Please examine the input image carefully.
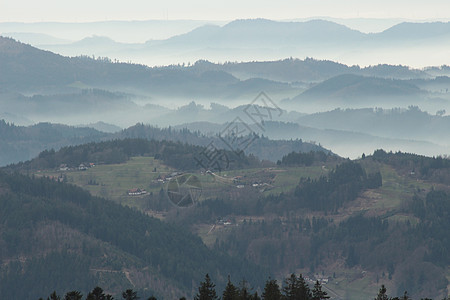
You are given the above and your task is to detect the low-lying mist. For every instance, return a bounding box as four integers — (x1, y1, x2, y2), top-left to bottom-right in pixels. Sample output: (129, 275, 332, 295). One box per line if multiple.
(3, 93, 450, 160)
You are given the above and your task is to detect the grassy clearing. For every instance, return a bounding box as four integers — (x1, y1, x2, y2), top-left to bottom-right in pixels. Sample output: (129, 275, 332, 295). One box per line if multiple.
(35, 157, 430, 219)
(360, 163, 433, 212)
(39, 157, 174, 209)
(37, 157, 325, 209)
(193, 224, 236, 247)
(270, 165, 327, 194)
(333, 162, 434, 222)
(36, 157, 427, 216)
(386, 214, 420, 225)
(324, 268, 381, 300)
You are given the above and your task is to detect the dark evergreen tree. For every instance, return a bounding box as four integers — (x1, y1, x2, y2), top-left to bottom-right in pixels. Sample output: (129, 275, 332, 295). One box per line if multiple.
(296, 275, 311, 300)
(122, 289, 139, 300)
(63, 291, 83, 300)
(86, 287, 108, 300)
(375, 285, 389, 300)
(262, 279, 282, 300)
(282, 274, 297, 300)
(282, 274, 311, 300)
(222, 277, 239, 300)
(250, 291, 261, 300)
(238, 280, 252, 300)
(390, 291, 410, 300)
(48, 291, 61, 300)
(312, 281, 329, 300)
(194, 274, 218, 300)
(401, 291, 410, 300)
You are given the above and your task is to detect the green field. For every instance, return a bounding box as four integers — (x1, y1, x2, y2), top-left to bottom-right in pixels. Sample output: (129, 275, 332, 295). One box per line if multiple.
(38, 157, 331, 210)
(270, 165, 329, 194)
(39, 157, 174, 209)
(358, 162, 434, 215)
(35, 156, 430, 219)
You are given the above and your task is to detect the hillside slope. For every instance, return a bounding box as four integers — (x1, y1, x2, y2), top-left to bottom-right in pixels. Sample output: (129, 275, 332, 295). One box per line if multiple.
(0, 171, 267, 299)
(291, 74, 423, 102)
(0, 120, 107, 166)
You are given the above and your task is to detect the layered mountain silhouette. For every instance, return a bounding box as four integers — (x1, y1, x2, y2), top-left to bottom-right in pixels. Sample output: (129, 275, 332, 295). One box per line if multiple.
(1, 35, 450, 160)
(7, 19, 448, 67)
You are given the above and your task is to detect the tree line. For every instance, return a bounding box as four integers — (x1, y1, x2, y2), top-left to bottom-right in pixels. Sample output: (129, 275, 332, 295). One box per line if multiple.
(36, 273, 330, 300)
(370, 149, 450, 182)
(38, 274, 449, 300)
(277, 151, 331, 167)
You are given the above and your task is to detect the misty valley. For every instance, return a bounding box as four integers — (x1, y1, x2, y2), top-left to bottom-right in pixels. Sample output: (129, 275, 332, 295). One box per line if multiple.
(0, 18, 450, 300)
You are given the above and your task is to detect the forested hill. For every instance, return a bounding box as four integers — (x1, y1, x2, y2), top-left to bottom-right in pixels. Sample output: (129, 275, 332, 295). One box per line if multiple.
(2, 143, 450, 298)
(0, 120, 332, 166)
(293, 74, 422, 101)
(0, 36, 244, 95)
(370, 149, 450, 182)
(192, 154, 450, 299)
(0, 36, 435, 94)
(0, 120, 107, 166)
(116, 123, 333, 161)
(0, 171, 267, 299)
(189, 58, 428, 82)
(5, 138, 262, 172)
(0, 36, 153, 91)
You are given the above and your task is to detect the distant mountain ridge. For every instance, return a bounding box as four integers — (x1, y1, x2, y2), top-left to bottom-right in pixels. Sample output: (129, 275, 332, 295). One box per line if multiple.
(379, 21, 450, 40)
(0, 36, 435, 95)
(0, 19, 223, 43)
(292, 74, 423, 101)
(296, 107, 450, 145)
(190, 59, 429, 82)
(11, 18, 450, 67)
(32, 19, 450, 50)
(1, 36, 450, 160)
(156, 19, 365, 48)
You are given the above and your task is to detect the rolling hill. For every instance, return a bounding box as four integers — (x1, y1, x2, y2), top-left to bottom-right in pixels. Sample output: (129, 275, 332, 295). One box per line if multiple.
(190, 59, 428, 83)
(0, 169, 267, 299)
(0, 36, 301, 99)
(1, 35, 450, 162)
(174, 119, 450, 159)
(296, 107, 450, 146)
(290, 74, 423, 102)
(377, 21, 450, 41)
(1, 17, 450, 300)
(3, 140, 449, 299)
(151, 19, 365, 48)
(0, 120, 107, 166)
(0, 120, 332, 167)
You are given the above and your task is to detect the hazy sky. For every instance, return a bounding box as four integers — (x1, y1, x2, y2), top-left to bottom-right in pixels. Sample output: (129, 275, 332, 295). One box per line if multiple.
(1, 0, 450, 22)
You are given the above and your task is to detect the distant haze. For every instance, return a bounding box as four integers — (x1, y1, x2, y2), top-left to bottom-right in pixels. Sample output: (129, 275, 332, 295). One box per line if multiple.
(2, 34, 450, 159)
(3, 19, 450, 68)
(0, 20, 227, 43)
(2, 0, 450, 23)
